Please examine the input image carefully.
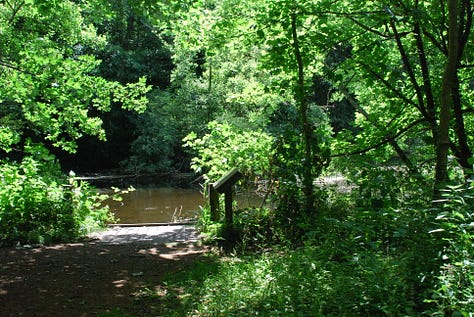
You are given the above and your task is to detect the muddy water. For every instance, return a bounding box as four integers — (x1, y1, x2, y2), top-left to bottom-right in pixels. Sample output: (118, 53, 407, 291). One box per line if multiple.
(107, 187, 263, 224)
(107, 188, 203, 224)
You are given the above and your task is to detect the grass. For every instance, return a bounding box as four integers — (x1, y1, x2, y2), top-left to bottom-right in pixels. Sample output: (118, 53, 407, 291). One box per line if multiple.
(99, 177, 474, 316)
(100, 185, 474, 316)
(120, 245, 420, 317)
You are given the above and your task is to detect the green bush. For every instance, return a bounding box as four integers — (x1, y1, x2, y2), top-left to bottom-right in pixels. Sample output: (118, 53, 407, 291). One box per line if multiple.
(233, 208, 277, 250)
(426, 182, 474, 316)
(268, 103, 332, 243)
(0, 157, 113, 246)
(183, 121, 274, 183)
(196, 205, 277, 251)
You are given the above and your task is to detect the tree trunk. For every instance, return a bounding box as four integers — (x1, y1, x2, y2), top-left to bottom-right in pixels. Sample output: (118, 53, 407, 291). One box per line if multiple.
(451, 55, 472, 172)
(291, 13, 314, 215)
(436, 0, 460, 189)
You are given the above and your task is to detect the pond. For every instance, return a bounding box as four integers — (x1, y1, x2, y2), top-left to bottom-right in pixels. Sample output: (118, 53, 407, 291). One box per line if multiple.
(106, 187, 263, 224)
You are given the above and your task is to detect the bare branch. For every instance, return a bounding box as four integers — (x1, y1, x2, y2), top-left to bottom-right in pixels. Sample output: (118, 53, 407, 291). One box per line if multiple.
(315, 10, 384, 17)
(388, 18, 433, 123)
(346, 16, 390, 38)
(358, 61, 419, 109)
(330, 72, 422, 173)
(459, 0, 473, 58)
(422, 28, 448, 55)
(414, 16, 437, 121)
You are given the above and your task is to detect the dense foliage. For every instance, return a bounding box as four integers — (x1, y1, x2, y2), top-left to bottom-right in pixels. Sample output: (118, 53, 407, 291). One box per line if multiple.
(0, 0, 150, 155)
(165, 0, 474, 315)
(0, 0, 148, 244)
(184, 121, 273, 182)
(115, 180, 473, 317)
(0, 145, 113, 245)
(1, 0, 473, 315)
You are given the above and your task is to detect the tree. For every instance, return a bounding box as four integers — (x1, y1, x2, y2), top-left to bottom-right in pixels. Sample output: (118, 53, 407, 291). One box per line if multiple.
(0, 0, 150, 156)
(314, 0, 473, 190)
(252, 0, 332, 218)
(169, 0, 332, 224)
(437, 0, 463, 185)
(126, 0, 282, 174)
(57, 0, 175, 172)
(0, 0, 151, 245)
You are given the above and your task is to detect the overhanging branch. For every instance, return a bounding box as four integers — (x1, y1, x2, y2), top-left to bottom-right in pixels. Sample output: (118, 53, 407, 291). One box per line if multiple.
(5, 0, 26, 25)
(358, 61, 419, 109)
(331, 118, 427, 157)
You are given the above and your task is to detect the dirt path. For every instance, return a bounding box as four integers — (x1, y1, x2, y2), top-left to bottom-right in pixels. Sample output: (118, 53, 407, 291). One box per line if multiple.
(0, 229, 207, 317)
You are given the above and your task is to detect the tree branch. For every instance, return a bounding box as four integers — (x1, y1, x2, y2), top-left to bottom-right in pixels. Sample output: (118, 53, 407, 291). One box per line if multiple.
(422, 28, 448, 55)
(331, 72, 422, 174)
(388, 17, 432, 122)
(413, 9, 436, 122)
(331, 118, 427, 157)
(6, 0, 25, 25)
(0, 59, 33, 75)
(291, 12, 315, 213)
(358, 61, 419, 109)
(458, 0, 473, 58)
(347, 16, 391, 38)
(312, 8, 411, 40)
(315, 10, 384, 17)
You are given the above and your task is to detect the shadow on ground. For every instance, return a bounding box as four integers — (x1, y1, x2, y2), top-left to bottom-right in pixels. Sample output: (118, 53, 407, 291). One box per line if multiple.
(0, 241, 208, 317)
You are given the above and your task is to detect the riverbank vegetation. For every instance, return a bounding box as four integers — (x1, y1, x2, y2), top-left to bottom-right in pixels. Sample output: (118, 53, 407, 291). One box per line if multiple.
(1, 0, 474, 315)
(0, 153, 113, 245)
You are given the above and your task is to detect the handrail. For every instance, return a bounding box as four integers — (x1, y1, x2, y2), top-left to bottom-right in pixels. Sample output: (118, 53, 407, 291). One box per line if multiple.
(209, 168, 242, 224)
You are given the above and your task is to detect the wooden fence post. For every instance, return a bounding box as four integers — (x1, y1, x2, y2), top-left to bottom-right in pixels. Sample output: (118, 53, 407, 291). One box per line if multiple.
(224, 188, 233, 225)
(209, 168, 242, 225)
(209, 183, 219, 221)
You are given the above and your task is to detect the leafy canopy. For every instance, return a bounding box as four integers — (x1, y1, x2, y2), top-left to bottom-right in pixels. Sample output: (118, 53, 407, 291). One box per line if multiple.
(0, 0, 150, 154)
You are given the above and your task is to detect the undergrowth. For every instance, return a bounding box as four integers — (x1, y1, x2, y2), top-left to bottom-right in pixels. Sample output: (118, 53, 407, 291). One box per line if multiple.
(0, 154, 114, 246)
(101, 172, 474, 316)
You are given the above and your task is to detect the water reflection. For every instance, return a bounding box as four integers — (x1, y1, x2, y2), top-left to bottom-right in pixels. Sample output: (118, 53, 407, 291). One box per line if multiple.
(108, 188, 204, 224)
(106, 187, 264, 224)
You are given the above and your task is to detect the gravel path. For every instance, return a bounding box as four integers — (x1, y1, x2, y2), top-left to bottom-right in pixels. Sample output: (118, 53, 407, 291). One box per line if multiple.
(92, 224, 199, 244)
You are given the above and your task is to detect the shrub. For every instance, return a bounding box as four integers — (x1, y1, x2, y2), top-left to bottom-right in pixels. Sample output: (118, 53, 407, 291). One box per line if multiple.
(0, 157, 113, 246)
(176, 246, 418, 316)
(183, 121, 274, 184)
(426, 182, 474, 316)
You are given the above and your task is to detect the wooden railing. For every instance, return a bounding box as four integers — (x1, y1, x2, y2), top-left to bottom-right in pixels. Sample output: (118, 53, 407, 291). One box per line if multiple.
(208, 168, 242, 225)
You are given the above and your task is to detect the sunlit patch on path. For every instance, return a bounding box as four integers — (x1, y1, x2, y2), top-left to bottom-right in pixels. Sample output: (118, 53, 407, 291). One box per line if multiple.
(0, 230, 206, 316)
(91, 224, 199, 244)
